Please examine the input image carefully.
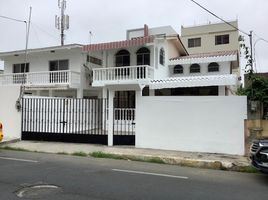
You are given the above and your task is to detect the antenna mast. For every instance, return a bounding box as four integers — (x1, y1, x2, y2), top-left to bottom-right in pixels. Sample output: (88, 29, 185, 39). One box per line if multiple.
(55, 0, 69, 45)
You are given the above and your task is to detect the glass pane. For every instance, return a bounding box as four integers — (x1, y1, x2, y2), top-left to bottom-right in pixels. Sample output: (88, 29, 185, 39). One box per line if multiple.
(49, 61, 58, 71)
(137, 55, 143, 65)
(144, 54, 150, 65)
(13, 64, 21, 73)
(122, 55, 130, 66)
(59, 60, 69, 70)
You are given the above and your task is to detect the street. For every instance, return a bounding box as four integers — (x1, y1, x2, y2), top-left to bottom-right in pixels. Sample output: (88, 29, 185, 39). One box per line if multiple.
(0, 150, 267, 200)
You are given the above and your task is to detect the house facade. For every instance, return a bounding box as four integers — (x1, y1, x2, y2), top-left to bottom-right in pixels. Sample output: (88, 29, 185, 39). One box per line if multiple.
(0, 23, 247, 154)
(0, 23, 240, 99)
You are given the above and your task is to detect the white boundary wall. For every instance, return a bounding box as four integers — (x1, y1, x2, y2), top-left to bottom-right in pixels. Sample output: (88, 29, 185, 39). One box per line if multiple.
(0, 86, 21, 140)
(136, 96, 247, 155)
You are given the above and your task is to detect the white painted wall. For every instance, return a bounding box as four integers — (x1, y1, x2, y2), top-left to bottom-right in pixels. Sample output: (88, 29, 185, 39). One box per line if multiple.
(136, 96, 247, 155)
(0, 86, 21, 139)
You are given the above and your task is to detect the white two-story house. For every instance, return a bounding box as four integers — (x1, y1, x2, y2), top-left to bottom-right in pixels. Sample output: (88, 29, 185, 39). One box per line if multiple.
(0, 23, 240, 103)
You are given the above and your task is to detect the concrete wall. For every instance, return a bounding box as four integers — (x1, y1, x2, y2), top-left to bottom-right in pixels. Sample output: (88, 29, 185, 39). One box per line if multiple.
(0, 86, 21, 139)
(136, 96, 247, 155)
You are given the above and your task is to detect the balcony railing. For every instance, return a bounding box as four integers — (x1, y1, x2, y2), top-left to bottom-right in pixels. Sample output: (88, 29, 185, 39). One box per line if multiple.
(0, 70, 80, 88)
(92, 65, 154, 86)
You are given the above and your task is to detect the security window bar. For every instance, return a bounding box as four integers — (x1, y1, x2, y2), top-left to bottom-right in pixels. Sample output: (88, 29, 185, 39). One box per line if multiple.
(190, 64, 201, 73)
(173, 65, 183, 74)
(208, 62, 219, 72)
(188, 38, 201, 48)
(215, 34, 229, 45)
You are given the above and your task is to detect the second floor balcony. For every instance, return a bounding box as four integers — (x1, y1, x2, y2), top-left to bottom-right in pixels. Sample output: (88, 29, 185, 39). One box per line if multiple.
(92, 65, 154, 87)
(0, 70, 80, 89)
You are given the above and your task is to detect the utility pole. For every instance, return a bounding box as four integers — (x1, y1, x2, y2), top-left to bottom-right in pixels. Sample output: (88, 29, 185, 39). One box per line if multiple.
(249, 30, 253, 73)
(55, 0, 69, 46)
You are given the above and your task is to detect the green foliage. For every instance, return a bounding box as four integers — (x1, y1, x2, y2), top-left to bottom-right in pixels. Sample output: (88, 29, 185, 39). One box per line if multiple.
(237, 73, 268, 105)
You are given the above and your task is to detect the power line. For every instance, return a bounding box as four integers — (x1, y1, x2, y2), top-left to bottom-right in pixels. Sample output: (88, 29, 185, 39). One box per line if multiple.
(254, 33, 268, 44)
(0, 15, 26, 23)
(31, 22, 59, 42)
(189, 0, 249, 36)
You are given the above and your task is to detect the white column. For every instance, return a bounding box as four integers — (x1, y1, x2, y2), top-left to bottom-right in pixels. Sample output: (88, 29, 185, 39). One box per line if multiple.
(77, 88, 83, 98)
(149, 89, 154, 96)
(218, 86, 226, 96)
(108, 89, 114, 146)
(135, 89, 142, 147)
(48, 90, 53, 97)
(36, 90, 41, 96)
(102, 87, 108, 98)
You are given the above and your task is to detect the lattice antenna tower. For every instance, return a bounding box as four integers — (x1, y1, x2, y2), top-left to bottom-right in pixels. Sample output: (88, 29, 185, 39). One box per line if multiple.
(55, 0, 69, 45)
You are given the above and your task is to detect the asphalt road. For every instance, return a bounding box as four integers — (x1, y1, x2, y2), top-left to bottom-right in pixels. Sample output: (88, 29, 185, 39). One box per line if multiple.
(0, 150, 267, 200)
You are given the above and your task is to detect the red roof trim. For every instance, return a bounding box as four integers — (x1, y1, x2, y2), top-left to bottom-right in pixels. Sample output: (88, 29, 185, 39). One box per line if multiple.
(82, 36, 154, 52)
(170, 50, 238, 61)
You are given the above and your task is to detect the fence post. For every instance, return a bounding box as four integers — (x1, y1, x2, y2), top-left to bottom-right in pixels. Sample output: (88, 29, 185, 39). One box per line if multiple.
(108, 89, 114, 146)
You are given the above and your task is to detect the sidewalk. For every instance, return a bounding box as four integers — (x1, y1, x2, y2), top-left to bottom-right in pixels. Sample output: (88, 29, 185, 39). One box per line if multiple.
(0, 140, 251, 172)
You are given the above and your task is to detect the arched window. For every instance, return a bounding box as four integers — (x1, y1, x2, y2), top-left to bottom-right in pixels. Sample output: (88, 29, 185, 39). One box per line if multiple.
(173, 65, 183, 74)
(190, 63, 200, 73)
(159, 48, 165, 65)
(115, 50, 130, 67)
(208, 62, 219, 72)
(137, 47, 150, 65)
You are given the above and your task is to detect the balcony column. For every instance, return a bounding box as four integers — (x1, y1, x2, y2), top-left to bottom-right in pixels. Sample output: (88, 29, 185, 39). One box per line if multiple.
(77, 88, 83, 98)
(78, 64, 85, 98)
(49, 90, 54, 97)
(149, 89, 154, 96)
(108, 89, 114, 146)
(218, 86, 226, 96)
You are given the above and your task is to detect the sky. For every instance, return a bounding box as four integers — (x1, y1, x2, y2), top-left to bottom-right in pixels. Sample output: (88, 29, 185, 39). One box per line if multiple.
(0, 0, 268, 73)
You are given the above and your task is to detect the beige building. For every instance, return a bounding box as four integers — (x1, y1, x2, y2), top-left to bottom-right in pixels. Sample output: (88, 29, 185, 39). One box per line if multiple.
(181, 21, 239, 54)
(180, 21, 240, 77)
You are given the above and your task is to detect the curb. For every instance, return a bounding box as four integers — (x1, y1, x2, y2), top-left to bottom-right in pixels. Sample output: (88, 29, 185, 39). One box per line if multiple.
(0, 144, 252, 173)
(90, 152, 252, 172)
(0, 138, 21, 146)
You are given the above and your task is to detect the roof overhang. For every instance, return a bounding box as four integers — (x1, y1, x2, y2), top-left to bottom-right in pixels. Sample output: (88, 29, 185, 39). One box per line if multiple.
(149, 74, 238, 90)
(83, 36, 154, 52)
(169, 50, 238, 65)
(0, 44, 83, 58)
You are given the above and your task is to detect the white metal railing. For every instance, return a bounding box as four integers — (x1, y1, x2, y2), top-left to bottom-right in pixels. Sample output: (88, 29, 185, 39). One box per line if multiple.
(93, 65, 154, 83)
(0, 70, 80, 87)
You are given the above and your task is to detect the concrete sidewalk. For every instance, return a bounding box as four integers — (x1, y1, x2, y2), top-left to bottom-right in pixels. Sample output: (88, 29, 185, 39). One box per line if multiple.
(0, 140, 251, 172)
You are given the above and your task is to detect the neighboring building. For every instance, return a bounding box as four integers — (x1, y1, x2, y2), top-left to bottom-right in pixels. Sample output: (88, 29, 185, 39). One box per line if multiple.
(0, 24, 240, 100)
(181, 20, 239, 54)
(180, 21, 240, 75)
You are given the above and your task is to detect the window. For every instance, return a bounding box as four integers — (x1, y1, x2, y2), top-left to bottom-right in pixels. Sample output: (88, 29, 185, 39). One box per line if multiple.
(115, 50, 130, 67)
(190, 64, 200, 73)
(12, 63, 29, 84)
(137, 47, 150, 65)
(159, 48, 165, 65)
(13, 63, 29, 73)
(173, 65, 183, 74)
(188, 38, 201, 48)
(208, 62, 219, 72)
(49, 59, 69, 71)
(215, 34, 229, 45)
(49, 60, 69, 83)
